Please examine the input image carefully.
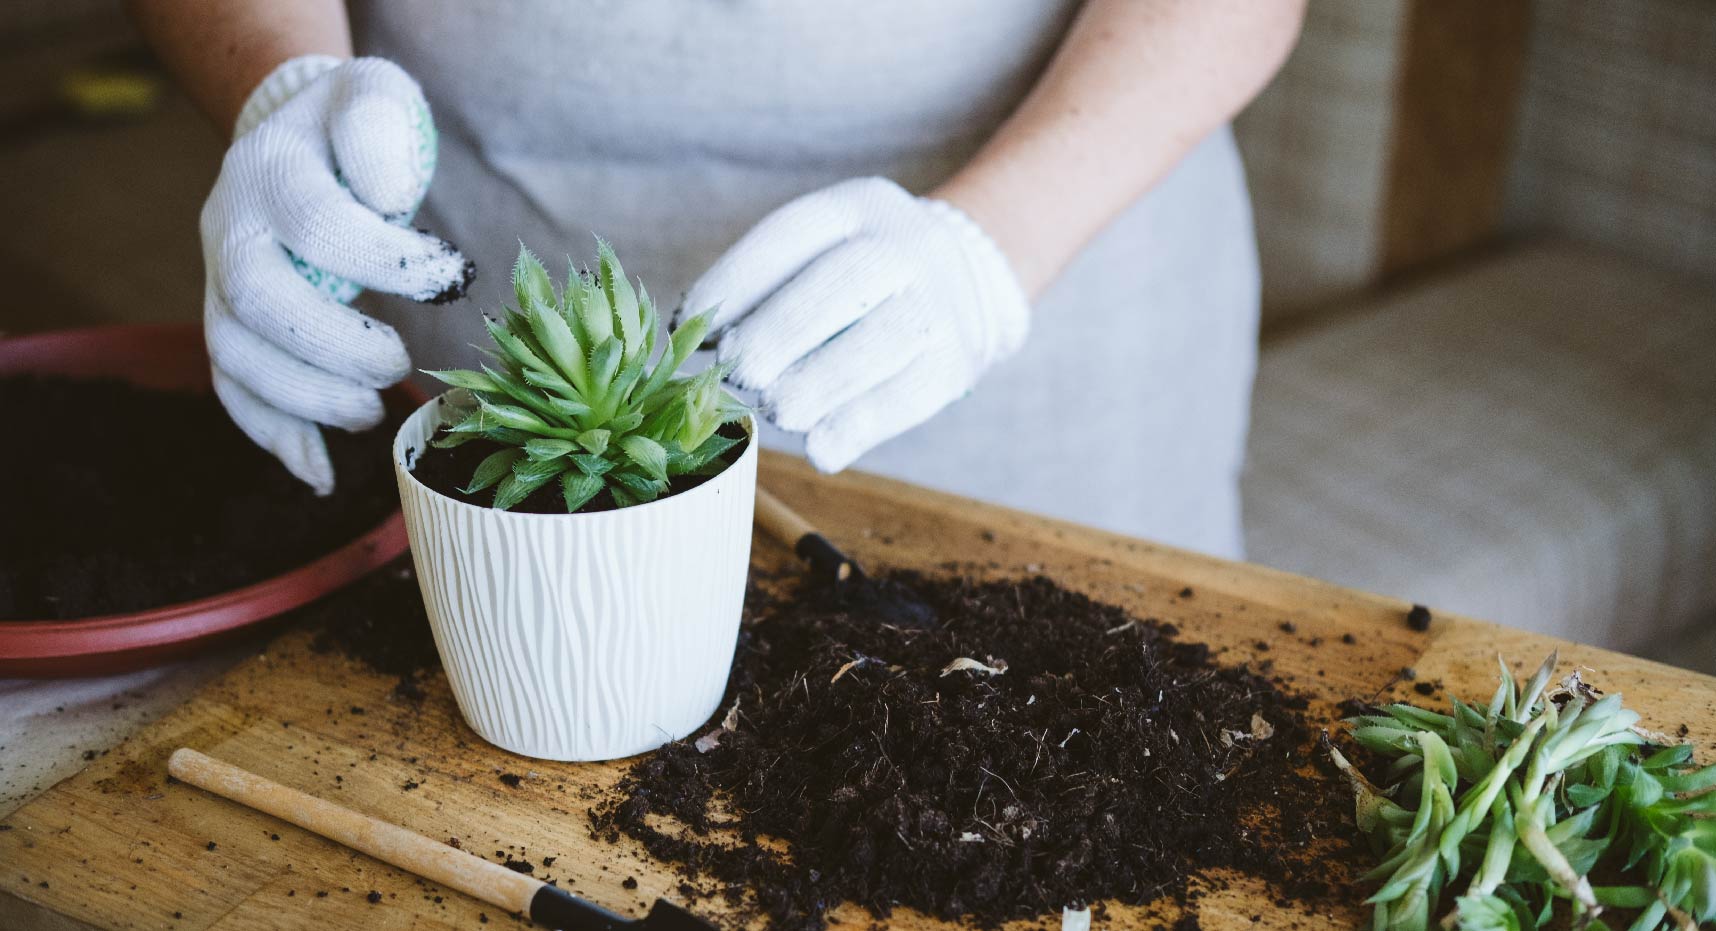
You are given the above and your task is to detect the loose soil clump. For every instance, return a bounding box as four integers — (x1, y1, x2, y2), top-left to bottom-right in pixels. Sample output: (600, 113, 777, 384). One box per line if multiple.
(304, 559, 440, 699)
(0, 375, 401, 620)
(592, 572, 1362, 931)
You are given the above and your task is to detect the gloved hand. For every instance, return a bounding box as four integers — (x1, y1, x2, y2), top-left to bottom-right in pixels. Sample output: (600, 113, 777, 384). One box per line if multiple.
(202, 55, 473, 494)
(681, 177, 1030, 473)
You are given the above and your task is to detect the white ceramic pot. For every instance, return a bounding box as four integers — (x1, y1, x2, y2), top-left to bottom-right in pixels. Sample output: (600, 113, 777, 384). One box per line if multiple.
(392, 394, 757, 761)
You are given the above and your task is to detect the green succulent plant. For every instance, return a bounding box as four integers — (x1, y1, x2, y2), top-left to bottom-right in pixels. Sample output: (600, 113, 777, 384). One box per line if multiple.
(1332, 653, 1716, 931)
(426, 241, 748, 513)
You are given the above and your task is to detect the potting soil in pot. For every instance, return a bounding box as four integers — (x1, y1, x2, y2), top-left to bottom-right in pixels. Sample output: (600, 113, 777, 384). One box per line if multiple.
(0, 375, 403, 620)
(592, 572, 1363, 931)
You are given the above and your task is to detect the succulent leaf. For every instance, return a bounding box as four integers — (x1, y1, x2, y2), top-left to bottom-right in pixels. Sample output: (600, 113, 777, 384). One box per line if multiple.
(513, 246, 556, 313)
(570, 453, 614, 476)
(429, 429, 481, 449)
(545, 396, 594, 422)
(588, 336, 623, 399)
(473, 397, 573, 437)
(576, 429, 610, 456)
(524, 438, 577, 461)
(528, 300, 589, 396)
(424, 368, 501, 393)
(609, 469, 665, 502)
(575, 276, 612, 347)
(462, 448, 524, 494)
(597, 238, 644, 358)
(561, 471, 604, 512)
(618, 435, 668, 482)
(511, 456, 569, 483)
(484, 314, 553, 378)
(493, 467, 559, 510)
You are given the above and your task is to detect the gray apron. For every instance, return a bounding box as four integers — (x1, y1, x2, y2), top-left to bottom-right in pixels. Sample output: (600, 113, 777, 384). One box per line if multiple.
(354, 0, 1260, 558)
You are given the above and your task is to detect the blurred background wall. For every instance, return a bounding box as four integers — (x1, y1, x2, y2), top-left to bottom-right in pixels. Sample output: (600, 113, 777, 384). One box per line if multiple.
(1, 0, 1713, 667)
(1503, 0, 1716, 279)
(0, 0, 216, 330)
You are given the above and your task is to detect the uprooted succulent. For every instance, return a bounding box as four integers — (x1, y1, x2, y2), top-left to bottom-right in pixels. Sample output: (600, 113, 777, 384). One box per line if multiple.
(1333, 653, 1716, 931)
(426, 241, 748, 512)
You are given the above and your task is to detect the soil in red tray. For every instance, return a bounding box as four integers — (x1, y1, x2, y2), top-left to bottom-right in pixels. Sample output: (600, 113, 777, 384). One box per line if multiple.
(0, 375, 403, 620)
(592, 572, 1365, 931)
(409, 420, 748, 514)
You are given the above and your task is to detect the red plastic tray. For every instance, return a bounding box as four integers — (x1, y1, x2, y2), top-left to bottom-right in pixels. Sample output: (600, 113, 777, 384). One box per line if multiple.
(0, 323, 416, 677)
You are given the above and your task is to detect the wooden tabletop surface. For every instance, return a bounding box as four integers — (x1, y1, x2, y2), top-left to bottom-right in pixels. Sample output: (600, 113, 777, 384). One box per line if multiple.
(4, 452, 1713, 931)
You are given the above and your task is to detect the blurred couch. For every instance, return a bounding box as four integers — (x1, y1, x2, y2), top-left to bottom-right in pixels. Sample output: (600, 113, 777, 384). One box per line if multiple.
(0, 0, 1712, 667)
(1234, 0, 1716, 666)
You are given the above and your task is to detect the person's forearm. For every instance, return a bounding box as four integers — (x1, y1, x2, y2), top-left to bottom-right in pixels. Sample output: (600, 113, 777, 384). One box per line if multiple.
(932, 0, 1305, 297)
(126, 0, 352, 135)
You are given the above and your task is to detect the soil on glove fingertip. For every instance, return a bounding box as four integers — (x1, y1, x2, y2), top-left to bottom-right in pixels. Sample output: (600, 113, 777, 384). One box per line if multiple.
(0, 375, 403, 621)
(592, 571, 1364, 931)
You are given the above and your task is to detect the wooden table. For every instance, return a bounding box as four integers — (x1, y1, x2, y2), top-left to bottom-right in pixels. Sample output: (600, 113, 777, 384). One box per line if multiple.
(4, 453, 1713, 930)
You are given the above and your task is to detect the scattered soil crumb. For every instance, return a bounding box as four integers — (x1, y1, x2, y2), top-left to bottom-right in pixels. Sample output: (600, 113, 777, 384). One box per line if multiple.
(499, 773, 523, 788)
(1406, 604, 1432, 632)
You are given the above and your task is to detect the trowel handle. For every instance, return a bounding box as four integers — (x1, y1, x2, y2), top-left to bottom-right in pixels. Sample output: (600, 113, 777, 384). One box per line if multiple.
(166, 748, 645, 930)
(754, 488, 862, 583)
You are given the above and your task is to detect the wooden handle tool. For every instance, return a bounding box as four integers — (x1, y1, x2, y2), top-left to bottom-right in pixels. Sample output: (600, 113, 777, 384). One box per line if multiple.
(167, 748, 713, 931)
(754, 487, 863, 583)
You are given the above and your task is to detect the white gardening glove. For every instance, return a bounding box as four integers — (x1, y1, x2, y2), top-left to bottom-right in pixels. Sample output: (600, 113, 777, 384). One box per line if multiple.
(681, 177, 1030, 473)
(202, 55, 473, 494)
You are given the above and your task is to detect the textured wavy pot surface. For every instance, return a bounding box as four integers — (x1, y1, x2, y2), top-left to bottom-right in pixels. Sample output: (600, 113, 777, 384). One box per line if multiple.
(393, 394, 758, 762)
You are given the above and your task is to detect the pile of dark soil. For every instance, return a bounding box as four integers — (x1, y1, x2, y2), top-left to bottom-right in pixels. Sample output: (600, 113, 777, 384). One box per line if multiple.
(0, 375, 402, 620)
(410, 422, 748, 515)
(592, 572, 1362, 931)
(303, 558, 440, 699)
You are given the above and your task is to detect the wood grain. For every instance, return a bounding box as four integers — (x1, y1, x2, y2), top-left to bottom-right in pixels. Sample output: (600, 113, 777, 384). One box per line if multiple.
(165, 749, 542, 916)
(4, 452, 1714, 931)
